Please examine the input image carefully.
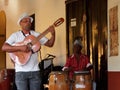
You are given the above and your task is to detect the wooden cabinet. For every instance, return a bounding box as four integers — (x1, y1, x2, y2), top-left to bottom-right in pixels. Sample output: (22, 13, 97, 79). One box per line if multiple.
(0, 69, 15, 90)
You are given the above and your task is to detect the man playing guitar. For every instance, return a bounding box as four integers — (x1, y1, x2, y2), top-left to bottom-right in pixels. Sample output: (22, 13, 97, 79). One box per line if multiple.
(2, 12, 56, 90)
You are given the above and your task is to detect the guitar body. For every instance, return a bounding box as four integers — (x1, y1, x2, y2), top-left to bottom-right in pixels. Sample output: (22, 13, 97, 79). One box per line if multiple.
(9, 35, 41, 65)
(24, 35, 41, 52)
(9, 17, 64, 65)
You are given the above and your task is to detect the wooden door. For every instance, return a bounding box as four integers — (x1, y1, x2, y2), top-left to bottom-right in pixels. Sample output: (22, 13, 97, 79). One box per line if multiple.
(65, 0, 107, 90)
(0, 10, 6, 70)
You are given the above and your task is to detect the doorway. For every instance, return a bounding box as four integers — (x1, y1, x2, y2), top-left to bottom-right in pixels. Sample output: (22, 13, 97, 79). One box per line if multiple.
(65, 0, 108, 90)
(0, 10, 6, 70)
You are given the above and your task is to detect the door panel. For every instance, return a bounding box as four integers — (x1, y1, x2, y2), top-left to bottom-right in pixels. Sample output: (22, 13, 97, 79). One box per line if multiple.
(0, 10, 6, 70)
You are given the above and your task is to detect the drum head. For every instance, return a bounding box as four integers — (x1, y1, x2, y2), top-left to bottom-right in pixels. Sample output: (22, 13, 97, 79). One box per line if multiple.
(49, 71, 67, 76)
(74, 71, 90, 75)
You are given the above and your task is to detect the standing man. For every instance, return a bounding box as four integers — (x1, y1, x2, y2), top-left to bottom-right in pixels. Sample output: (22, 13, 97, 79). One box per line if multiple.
(2, 13, 55, 90)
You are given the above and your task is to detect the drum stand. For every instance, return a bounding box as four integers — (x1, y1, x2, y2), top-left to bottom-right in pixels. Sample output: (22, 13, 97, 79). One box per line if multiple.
(39, 53, 56, 90)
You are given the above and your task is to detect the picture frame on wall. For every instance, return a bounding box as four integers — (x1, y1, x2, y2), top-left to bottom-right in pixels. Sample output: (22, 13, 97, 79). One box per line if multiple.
(109, 5, 118, 56)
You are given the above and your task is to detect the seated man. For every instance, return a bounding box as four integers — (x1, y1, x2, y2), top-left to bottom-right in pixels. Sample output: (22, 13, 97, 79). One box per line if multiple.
(62, 36, 93, 80)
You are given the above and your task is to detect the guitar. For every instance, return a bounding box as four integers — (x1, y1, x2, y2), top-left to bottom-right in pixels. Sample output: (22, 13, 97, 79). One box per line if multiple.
(9, 17, 64, 65)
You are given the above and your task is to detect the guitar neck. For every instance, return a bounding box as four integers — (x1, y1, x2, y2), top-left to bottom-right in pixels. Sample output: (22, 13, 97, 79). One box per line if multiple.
(31, 25, 54, 45)
(30, 17, 64, 45)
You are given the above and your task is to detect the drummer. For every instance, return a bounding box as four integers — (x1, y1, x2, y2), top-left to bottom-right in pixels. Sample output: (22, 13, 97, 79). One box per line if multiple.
(62, 36, 93, 80)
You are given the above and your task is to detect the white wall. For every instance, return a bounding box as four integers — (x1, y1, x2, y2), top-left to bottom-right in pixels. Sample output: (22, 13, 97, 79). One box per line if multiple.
(108, 0, 120, 71)
(0, 0, 66, 68)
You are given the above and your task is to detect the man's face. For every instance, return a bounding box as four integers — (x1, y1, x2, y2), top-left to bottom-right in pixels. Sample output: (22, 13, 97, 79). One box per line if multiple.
(20, 18, 31, 30)
(73, 44, 82, 54)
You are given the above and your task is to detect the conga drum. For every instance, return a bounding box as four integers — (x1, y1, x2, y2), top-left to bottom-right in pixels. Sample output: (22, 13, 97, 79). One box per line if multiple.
(73, 71, 92, 90)
(48, 71, 70, 90)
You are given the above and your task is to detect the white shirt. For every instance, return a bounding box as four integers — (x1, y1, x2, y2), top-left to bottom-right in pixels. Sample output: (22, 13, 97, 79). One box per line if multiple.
(6, 30, 48, 72)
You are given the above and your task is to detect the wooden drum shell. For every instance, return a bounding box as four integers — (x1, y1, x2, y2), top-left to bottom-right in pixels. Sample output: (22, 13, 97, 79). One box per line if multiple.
(48, 71, 70, 90)
(73, 71, 92, 90)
